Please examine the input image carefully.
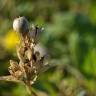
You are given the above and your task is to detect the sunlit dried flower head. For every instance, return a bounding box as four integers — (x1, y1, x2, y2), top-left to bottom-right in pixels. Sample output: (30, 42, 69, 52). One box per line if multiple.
(13, 16, 49, 84)
(0, 16, 49, 96)
(13, 16, 29, 37)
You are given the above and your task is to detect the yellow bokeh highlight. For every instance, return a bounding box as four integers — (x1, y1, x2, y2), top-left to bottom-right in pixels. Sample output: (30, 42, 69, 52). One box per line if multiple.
(4, 30, 20, 50)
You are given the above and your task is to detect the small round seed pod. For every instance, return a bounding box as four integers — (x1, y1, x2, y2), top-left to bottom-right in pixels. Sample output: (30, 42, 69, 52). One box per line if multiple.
(13, 16, 29, 37)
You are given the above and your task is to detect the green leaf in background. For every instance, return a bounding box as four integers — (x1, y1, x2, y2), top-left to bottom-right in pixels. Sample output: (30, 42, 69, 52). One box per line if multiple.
(83, 48, 96, 77)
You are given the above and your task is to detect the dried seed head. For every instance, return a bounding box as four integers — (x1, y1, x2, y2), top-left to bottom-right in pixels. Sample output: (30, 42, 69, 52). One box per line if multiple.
(30, 24, 44, 44)
(13, 16, 29, 36)
(0, 16, 49, 92)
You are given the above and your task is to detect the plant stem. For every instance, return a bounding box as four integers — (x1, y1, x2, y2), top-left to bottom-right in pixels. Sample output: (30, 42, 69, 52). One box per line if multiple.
(26, 82, 37, 96)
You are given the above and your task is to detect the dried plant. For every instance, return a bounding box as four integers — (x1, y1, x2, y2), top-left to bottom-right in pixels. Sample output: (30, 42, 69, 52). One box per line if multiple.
(0, 16, 49, 96)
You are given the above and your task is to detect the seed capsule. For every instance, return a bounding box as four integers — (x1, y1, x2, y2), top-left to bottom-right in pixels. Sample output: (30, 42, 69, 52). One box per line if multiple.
(13, 16, 29, 37)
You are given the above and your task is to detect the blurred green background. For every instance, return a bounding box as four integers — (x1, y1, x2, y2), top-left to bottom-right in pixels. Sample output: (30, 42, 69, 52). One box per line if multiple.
(0, 0, 96, 96)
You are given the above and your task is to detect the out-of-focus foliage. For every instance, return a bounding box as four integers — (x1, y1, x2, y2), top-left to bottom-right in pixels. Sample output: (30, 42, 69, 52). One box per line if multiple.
(0, 0, 96, 96)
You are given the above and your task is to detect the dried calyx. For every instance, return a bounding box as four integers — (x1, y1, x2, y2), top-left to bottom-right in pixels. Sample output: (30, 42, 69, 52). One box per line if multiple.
(0, 17, 49, 87)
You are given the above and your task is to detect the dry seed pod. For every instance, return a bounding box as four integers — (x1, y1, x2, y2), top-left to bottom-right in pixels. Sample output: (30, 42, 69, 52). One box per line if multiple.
(30, 24, 44, 43)
(14, 70, 23, 80)
(9, 60, 20, 72)
(34, 43, 47, 58)
(25, 47, 33, 61)
(13, 16, 29, 38)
